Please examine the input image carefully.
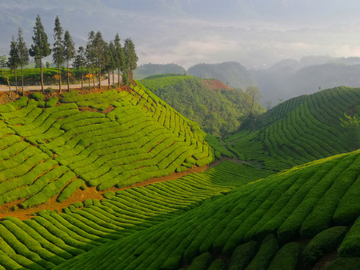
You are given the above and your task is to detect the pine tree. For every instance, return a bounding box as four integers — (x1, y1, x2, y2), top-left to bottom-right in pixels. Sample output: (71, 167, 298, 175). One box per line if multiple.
(86, 31, 96, 89)
(92, 31, 107, 88)
(109, 41, 117, 85)
(0, 56, 10, 92)
(74, 46, 86, 90)
(17, 28, 29, 95)
(53, 16, 64, 93)
(123, 38, 138, 83)
(29, 15, 51, 92)
(7, 36, 20, 93)
(63, 30, 75, 92)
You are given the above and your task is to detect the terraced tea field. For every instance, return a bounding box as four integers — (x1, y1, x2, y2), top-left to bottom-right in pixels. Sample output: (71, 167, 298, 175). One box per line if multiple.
(2, 85, 360, 270)
(0, 84, 215, 210)
(230, 87, 360, 171)
(49, 149, 360, 270)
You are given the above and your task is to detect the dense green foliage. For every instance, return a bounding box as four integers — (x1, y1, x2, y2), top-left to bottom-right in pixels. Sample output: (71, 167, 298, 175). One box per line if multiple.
(140, 74, 265, 137)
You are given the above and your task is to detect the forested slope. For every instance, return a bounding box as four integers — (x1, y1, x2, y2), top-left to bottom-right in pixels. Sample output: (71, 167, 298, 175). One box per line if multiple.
(140, 74, 265, 137)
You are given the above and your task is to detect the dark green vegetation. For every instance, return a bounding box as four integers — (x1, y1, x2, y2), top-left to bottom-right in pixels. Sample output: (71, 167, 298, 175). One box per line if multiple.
(2, 85, 360, 270)
(140, 74, 265, 137)
(0, 83, 215, 208)
(228, 86, 360, 171)
(42, 149, 360, 269)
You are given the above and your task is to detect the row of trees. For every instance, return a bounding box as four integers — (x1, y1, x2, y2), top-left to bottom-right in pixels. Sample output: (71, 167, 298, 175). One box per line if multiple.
(5, 15, 138, 94)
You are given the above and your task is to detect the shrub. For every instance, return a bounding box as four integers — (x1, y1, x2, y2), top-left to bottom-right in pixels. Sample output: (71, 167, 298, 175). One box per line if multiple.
(229, 241, 258, 270)
(45, 87, 55, 93)
(188, 252, 212, 270)
(267, 242, 300, 270)
(208, 259, 226, 270)
(46, 97, 58, 107)
(30, 92, 44, 101)
(303, 226, 347, 267)
(244, 234, 278, 270)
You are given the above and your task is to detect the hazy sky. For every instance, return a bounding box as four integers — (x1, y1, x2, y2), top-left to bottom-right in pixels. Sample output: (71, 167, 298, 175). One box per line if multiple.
(1, 0, 360, 69)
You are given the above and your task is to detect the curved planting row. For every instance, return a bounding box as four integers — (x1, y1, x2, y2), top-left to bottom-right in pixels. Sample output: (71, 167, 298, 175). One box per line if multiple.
(50, 149, 360, 270)
(232, 87, 360, 171)
(0, 85, 214, 209)
(0, 161, 269, 269)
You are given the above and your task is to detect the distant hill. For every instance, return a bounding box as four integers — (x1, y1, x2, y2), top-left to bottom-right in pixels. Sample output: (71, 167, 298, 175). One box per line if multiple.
(252, 62, 360, 106)
(187, 62, 256, 90)
(134, 63, 186, 80)
(228, 86, 360, 171)
(140, 74, 265, 137)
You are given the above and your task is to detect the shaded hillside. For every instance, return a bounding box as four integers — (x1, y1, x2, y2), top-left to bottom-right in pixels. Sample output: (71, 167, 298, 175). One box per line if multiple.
(140, 74, 265, 137)
(229, 86, 360, 171)
(51, 148, 360, 270)
(187, 62, 256, 90)
(134, 63, 186, 80)
(0, 84, 214, 209)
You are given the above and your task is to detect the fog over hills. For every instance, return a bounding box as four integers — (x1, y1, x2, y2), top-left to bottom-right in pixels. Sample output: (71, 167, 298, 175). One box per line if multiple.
(1, 0, 360, 70)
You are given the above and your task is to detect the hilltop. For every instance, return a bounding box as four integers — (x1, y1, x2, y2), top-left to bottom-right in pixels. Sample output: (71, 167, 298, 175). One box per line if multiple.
(140, 74, 264, 137)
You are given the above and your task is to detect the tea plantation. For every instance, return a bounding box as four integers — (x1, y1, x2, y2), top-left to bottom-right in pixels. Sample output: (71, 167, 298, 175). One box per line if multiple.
(1, 85, 360, 270)
(0, 83, 215, 209)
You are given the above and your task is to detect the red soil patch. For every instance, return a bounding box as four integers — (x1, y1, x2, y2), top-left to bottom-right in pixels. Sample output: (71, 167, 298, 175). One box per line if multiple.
(0, 164, 208, 221)
(201, 79, 232, 91)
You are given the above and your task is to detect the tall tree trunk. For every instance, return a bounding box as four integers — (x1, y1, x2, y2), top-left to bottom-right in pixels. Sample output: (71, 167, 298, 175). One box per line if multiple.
(112, 70, 114, 86)
(67, 60, 70, 92)
(118, 68, 120, 86)
(92, 68, 95, 89)
(40, 58, 44, 92)
(108, 71, 110, 89)
(15, 68, 18, 94)
(88, 70, 91, 89)
(99, 69, 101, 89)
(58, 63, 62, 94)
(81, 68, 83, 90)
(21, 65, 24, 95)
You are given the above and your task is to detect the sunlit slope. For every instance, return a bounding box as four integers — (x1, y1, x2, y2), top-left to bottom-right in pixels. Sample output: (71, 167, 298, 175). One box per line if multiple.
(0, 162, 272, 269)
(231, 86, 360, 171)
(0, 85, 214, 208)
(52, 149, 360, 270)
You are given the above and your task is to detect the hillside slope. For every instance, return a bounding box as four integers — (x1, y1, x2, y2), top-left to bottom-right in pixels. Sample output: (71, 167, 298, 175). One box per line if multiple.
(229, 86, 360, 171)
(0, 84, 214, 210)
(51, 148, 360, 270)
(140, 74, 265, 137)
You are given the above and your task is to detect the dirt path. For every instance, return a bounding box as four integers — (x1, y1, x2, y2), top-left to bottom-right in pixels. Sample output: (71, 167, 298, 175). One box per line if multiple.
(0, 76, 119, 92)
(0, 164, 209, 221)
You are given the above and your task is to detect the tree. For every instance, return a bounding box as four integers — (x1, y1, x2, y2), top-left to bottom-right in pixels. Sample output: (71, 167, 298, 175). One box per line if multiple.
(74, 46, 86, 90)
(46, 61, 50, 68)
(114, 33, 126, 85)
(53, 15, 64, 93)
(123, 38, 138, 83)
(91, 31, 107, 88)
(63, 30, 75, 92)
(0, 56, 11, 92)
(108, 41, 117, 85)
(29, 15, 51, 92)
(245, 86, 263, 117)
(7, 36, 20, 93)
(86, 31, 96, 89)
(17, 28, 29, 95)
